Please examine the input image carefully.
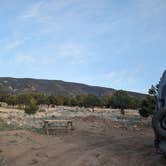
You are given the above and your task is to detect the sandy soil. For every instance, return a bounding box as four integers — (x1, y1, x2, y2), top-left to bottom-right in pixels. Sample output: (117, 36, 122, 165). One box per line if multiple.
(0, 114, 166, 166)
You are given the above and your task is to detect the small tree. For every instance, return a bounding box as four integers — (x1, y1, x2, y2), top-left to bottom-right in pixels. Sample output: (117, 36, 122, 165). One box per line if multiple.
(83, 94, 101, 111)
(110, 90, 131, 115)
(25, 98, 38, 114)
(101, 96, 111, 108)
(56, 96, 65, 106)
(139, 98, 154, 117)
(34, 93, 47, 105)
(139, 84, 158, 117)
(75, 95, 86, 107)
(130, 97, 141, 109)
(70, 97, 78, 106)
(5, 95, 17, 107)
(17, 93, 32, 105)
(47, 95, 57, 107)
(148, 84, 158, 97)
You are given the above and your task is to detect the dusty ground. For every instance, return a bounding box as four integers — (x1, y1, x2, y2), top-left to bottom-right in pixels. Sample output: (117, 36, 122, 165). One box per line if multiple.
(0, 107, 166, 166)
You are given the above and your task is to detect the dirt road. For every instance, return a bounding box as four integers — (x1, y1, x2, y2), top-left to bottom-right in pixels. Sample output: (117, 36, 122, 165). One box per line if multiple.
(0, 116, 166, 166)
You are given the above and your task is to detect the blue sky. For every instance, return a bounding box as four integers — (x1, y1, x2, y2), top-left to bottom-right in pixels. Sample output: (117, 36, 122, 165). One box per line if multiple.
(0, 0, 166, 93)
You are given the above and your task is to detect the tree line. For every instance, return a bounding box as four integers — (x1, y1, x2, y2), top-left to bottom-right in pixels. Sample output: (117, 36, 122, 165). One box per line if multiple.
(0, 90, 143, 114)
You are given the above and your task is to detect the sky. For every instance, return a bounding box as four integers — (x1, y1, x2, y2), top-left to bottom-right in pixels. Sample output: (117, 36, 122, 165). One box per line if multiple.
(0, 0, 166, 93)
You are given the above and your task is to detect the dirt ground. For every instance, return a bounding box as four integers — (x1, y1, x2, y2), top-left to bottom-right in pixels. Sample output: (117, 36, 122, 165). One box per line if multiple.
(0, 113, 166, 166)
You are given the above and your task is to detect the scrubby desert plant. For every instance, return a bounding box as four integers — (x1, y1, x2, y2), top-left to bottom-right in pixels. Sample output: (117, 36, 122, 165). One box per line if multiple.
(25, 98, 38, 115)
(139, 97, 154, 117)
(139, 84, 157, 117)
(139, 107, 150, 117)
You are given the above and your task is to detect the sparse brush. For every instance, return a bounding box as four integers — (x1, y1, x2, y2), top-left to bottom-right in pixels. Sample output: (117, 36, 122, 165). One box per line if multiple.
(0, 156, 7, 166)
(25, 98, 39, 115)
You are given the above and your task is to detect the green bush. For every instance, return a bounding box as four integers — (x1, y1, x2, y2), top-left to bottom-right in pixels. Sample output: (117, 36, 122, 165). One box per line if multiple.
(138, 84, 158, 117)
(139, 107, 150, 117)
(25, 99, 38, 115)
(139, 98, 154, 117)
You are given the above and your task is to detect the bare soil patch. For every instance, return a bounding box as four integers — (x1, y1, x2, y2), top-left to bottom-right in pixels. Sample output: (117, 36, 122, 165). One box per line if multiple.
(0, 107, 166, 166)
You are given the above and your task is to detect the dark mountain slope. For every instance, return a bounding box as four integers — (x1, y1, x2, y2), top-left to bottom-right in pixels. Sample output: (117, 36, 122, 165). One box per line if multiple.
(0, 77, 145, 98)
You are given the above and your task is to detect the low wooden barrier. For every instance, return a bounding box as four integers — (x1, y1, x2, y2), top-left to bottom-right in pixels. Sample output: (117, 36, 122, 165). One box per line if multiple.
(43, 120, 74, 135)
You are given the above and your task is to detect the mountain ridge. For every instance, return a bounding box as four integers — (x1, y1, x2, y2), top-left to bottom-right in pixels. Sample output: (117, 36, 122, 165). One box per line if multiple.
(0, 77, 146, 98)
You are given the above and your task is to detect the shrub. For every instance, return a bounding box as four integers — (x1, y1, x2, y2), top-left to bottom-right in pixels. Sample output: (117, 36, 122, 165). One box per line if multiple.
(139, 107, 150, 117)
(25, 99, 38, 115)
(139, 98, 154, 117)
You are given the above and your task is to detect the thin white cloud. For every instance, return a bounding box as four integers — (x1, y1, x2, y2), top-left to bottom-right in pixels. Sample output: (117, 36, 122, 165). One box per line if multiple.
(20, 0, 57, 23)
(5, 40, 23, 50)
(40, 55, 56, 65)
(15, 54, 57, 65)
(15, 55, 35, 64)
(21, 1, 44, 19)
(104, 71, 134, 87)
(103, 68, 142, 90)
(57, 43, 87, 64)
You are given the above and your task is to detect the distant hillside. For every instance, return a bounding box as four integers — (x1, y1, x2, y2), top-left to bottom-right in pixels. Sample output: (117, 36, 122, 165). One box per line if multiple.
(0, 77, 145, 98)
